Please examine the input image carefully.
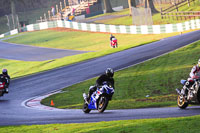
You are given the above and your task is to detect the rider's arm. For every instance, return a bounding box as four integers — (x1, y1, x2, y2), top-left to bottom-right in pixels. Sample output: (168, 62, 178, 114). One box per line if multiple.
(96, 75, 106, 87)
(111, 78, 115, 89)
(110, 36, 115, 41)
(6, 75, 10, 87)
(190, 66, 198, 79)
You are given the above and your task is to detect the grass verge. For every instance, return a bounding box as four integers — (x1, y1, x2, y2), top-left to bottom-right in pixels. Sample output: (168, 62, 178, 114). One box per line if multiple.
(41, 40, 200, 109)
(5, 28, 182, 51)
(1, 115, 200, 132)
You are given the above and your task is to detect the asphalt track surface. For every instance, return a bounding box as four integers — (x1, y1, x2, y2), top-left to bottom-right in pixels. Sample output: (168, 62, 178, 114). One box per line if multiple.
(0, 41, 87, 61)
(0, 30, 200, 126)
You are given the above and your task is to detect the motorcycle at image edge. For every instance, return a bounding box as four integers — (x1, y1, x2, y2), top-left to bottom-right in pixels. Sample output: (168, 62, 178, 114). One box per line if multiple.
(0, 81, 6, 97)
(176, 78, 200, 109)
(82, 82, 115, 113)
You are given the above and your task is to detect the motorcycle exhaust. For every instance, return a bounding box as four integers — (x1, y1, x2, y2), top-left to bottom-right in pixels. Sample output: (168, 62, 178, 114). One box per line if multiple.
(175, 88, 181, 95)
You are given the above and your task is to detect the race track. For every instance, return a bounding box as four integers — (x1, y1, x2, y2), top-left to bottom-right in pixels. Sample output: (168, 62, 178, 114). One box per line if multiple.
(0, 30, 199, 126)
(0, 41, 88, 61)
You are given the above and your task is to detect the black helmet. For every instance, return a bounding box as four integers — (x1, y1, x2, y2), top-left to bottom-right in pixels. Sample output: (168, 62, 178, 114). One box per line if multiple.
(106, 68, 114, 77)
(2, 69, 8, 75)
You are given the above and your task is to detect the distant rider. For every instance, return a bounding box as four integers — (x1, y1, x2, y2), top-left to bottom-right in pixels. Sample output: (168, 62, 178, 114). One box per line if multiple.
(0, 69, 10, 93)
(87, 68, 115, 102)
(110, 34, 118, 48)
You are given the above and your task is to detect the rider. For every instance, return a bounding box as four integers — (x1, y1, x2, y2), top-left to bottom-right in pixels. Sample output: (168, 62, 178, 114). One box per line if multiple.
(87, 68, 115, 102)
(189, 59, 200, 79)
(110, 34, 115, 41)
(183, 59, 200, 95)
(0, 69, 10, 93)
(110, 34, 117, 48)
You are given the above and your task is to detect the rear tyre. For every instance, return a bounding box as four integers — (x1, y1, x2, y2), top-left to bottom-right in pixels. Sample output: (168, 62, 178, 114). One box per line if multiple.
(82, 102, 91, 113)
(98, 96, 108, 113)
(197, 89, 200, 103)
(177, 95, 188, 109)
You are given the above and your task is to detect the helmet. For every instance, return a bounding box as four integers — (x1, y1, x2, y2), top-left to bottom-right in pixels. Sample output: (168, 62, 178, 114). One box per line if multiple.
(110, 34, 113, 37)
(2, 69, 8, 75)
(106, 68, 114, 77)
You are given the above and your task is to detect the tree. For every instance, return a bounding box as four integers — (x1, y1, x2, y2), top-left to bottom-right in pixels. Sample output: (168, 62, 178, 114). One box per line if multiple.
(2, 0, 41, 15)
(2, 0, 32, 30)
(145, 0, 159, 13)
(128, 0, 137, 16)
(102, 0, 113, 13)
(10, 0, 16, 15)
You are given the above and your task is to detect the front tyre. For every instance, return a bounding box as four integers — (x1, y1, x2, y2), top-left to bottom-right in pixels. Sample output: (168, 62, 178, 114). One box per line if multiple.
(177, 95, 188, 109)
(83, 102, 91, 113)
(98, 96, 108, 113)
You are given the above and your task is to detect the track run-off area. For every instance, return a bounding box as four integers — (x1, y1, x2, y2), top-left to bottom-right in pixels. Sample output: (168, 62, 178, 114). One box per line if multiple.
(0, 30, 199, 126)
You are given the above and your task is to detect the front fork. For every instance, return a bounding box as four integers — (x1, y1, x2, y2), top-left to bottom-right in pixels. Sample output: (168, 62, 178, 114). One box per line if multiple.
(176, 88, 188, 101)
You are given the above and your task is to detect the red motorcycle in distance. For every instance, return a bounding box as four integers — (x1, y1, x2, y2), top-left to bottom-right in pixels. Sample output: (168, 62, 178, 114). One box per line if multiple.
(0, 82, 6, 97)
(110, 38, 118, 48)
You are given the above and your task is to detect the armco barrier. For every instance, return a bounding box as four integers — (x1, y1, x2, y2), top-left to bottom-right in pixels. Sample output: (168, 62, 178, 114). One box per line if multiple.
(0, 19, 200, 38)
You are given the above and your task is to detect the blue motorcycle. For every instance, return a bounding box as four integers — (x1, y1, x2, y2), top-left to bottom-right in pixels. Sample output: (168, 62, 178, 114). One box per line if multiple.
(83, 82, 114, 113)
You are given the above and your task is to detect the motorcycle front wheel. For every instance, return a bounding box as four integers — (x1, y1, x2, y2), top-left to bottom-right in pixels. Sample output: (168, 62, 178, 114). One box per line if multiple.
(177, 95, 188, 109)
(82, 101, 91, 113)
(98, 96, 108, 113)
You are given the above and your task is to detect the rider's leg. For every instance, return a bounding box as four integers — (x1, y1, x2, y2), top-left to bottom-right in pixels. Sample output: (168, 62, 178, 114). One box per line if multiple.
(4, 84, 9, 93)
(183, 79, 194, 96)
(5, 88, 8, 93)
(88, 86, 97, 102)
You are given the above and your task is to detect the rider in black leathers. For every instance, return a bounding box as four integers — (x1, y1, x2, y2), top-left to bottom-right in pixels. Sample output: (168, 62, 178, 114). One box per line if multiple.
(110, 34, 115, 41)
(87, 68, 115, 102)
(0, 69, 10, 93)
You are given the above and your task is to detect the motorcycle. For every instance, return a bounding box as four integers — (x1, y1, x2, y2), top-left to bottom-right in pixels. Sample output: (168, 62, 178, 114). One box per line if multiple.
(0, 81, 6, 97)
(82, 82, 115, 113)
(176, 79, 200, 109)
(110, 38, 118, 48)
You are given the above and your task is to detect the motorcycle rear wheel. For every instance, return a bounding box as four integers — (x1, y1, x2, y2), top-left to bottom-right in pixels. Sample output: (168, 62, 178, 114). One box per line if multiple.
(177, 95, 188, 109)
(98, 96, 108, 113)
(82, 102, 91, 113)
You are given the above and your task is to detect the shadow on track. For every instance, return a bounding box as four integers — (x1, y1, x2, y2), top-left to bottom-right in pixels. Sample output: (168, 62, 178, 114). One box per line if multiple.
(83, 111, 115, 115)
(0, 99, 9, 103)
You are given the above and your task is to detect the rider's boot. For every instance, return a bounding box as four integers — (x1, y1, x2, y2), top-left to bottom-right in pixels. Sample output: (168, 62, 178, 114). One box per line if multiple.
(5, 88, 9, 93)
(87, 94, 91, 103)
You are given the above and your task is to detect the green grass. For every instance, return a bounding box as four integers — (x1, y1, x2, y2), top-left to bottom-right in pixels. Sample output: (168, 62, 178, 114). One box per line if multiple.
(41, 40, 200, 109)
(5, 29, 188, 51)
(1, 115, 200, 132)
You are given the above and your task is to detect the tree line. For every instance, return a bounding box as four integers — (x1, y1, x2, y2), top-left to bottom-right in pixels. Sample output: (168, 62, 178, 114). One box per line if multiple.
(0, 0, 158, 18)
(0, 0, 62, 17)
